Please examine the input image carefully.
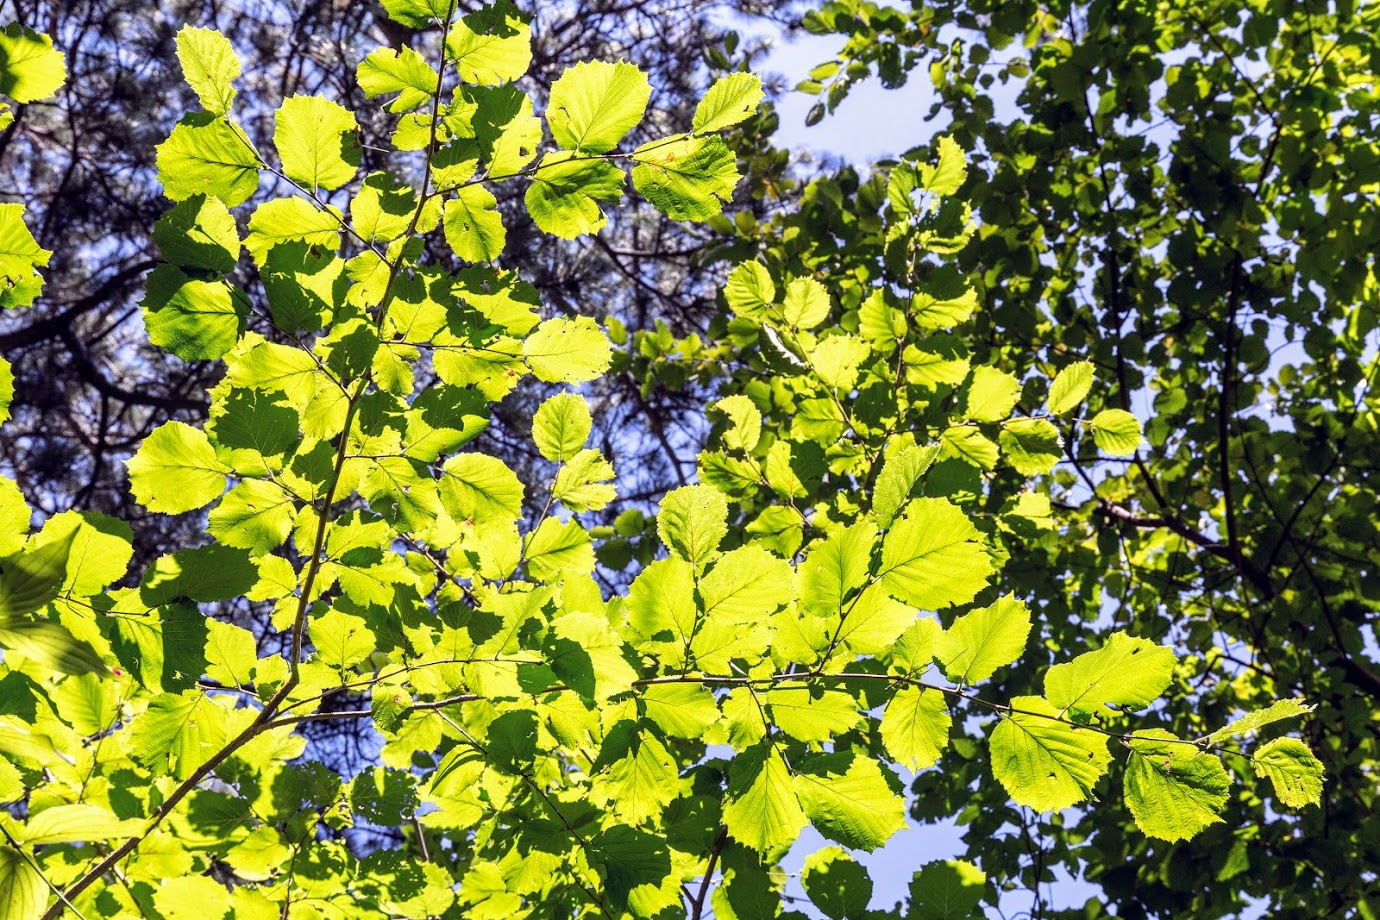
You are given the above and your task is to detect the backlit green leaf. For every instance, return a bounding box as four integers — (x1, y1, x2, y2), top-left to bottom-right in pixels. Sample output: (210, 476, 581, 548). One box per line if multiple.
(547, 60, 650, 154)
(693, 72, 764, 133)
(878, 498, 992, 611)
(0, 845, 44, 920)
(632, 134, 739, 221)
(1044, 631, 1176, 718)
(723, 744, 806, 855)
(445, 1, 531, 86)
(1252, 737, 1323, 808)
(126, 421, 230, 514)
(1046, 361, 1093, 415)
(275, 94, 360, 191)
(175, 26, 239, 115)
(524, 315, 612, 383)
(935, 593, 1031, 684)
(794, 752, 906, 851)
(656, 484, 727, 568)
(157, 116, 261, 207)
(443, 184, 506, 262)
(533, 392, 592, 462)
(989, 696, 1110, 811)
(881, 685, 950, 771)
(0, 24, 66, 103)
(525, 153, 624, 238)
(1125, 729, 1230, 840)
(141, 264, 246, 360)
(1088, 408, 1142, 456)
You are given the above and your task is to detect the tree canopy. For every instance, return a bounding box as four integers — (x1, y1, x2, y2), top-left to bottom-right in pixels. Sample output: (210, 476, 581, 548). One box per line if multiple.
(0, 1, 1363, 919)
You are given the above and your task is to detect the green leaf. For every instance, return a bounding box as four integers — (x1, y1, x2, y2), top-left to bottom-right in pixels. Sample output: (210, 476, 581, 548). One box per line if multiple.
(203, 619, 259, 688)
(140, 546, 257, 604)
(712, 394, 762, 453)
(1087, 408, 1142, 456)
(724, 261, 775, 320)
(525, 517, 595, 581)
(0, 845, 44, 920)
(1252, 737, 1323, 808)
(700, 546, 795, 624)
(275, 94, 360, 191)
(989, 696, 1110, 811)
(141, 264, 246, 361)
(524, 315, 612, 383)
(918, 135, 966, 196)
(723, 744, 807, 855)
(126, 421, 230, 514)
(532, 392, 592, 462)
(0, 358, 11, 426)
(547, 60, 650, 154)
(443, 184, 506, 262)
(904, 336, 970, 387)
(0, 529, 74, 616)
(1125, 729, 1230, 840)
(1046, 361, 1093, 415)
(766, 687, 860, 742)
(965, 366, 1022, 422)
(310, 609, 374, 672)
(106, 604, 209, 693)
(940, 426, 998, 471)
(245, 196, 341, 265)
(632, 134, 739, 221)
(153, 877, 232, 920)
(152, 194, 241, 273)
(640, 683, 718, 738)
(626, 557, 696, 651)
(357, 46, 437, 113)
(783, 276, 831, 330)
(872, 444, 939, 529)
(351, 766, 417, 825)
(794, 752, 906, 851)
(811, 334, 872, 391)
(0, 204, 50, 299)
(0, 24, 67, 103)
(445, 1, 532, 86)
(17, 803, 141, 845)
(130, 691, 229, 781)
(524, 153, 624, 238)
(878, 498, 993, 611)
(693, 72, 764, 133)
(157, 116, 261, 207)
(802, 847, 871, 920)
(656, 485, 727, 568)
(1207, 698, 1314, 743)
(881, 685, 951, 771)
(591, 723, 678, 823)
(800, 521, 875, 616)
(175, 26, 239, 115)
(552, 449, 616, 512)
(908, 859, 986, 920)
(589, 825, 680, 918)
(207, 479, 295, 554)
(546, 606, 637, 700)
(910, 288, 977, 332)
(0, 477, 30, 556)
(1044, 631, 1176, 718)
(439, 453, 524, 527)
(935, 594, 1031, 684)
(0, 618, 105, 675)
(999, 418, 1062, 476)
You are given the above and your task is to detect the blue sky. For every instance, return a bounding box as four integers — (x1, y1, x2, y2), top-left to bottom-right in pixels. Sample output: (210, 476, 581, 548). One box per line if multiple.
(761, 28, 939, 163)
